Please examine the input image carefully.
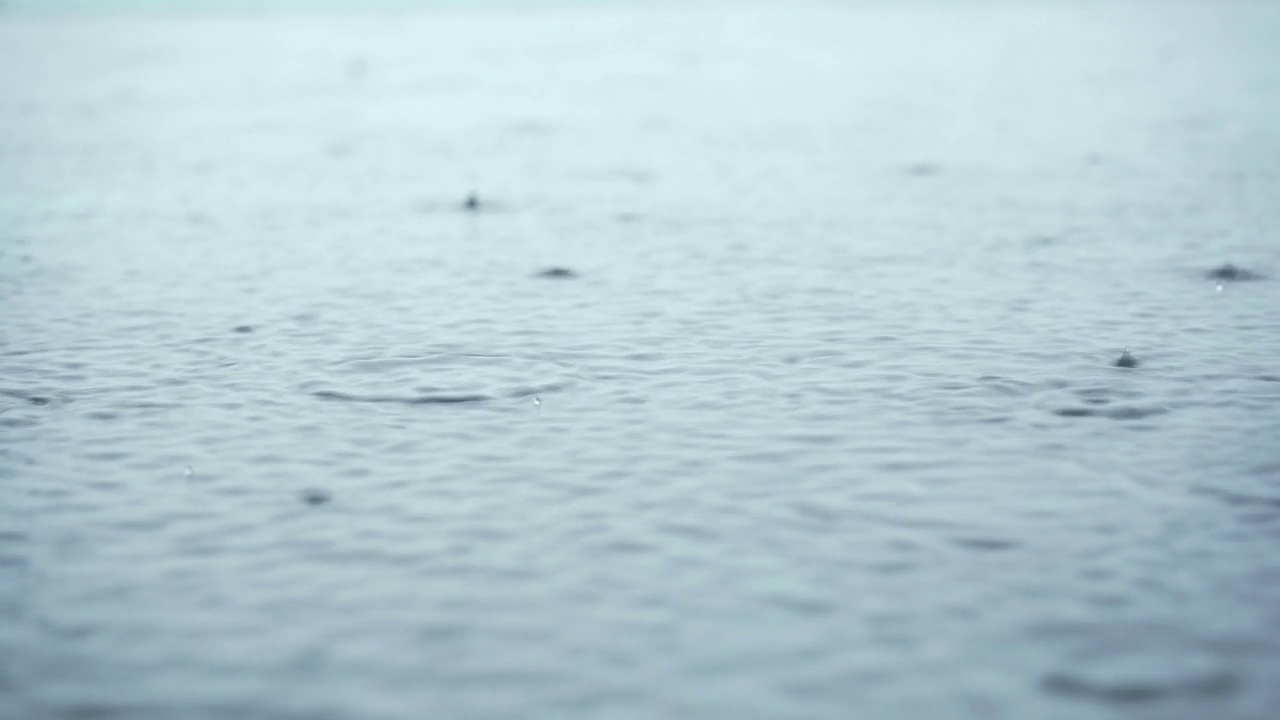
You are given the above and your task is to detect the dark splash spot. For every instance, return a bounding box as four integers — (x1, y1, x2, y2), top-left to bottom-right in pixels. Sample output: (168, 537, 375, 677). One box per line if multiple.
(1076, 386, 1135, 405)
(300, 489, 331, 506)
(953, 537, 1019, 552)
(1041, 670, 1239, 705)
(535, 267, 578, 279)
(312, 390, 492, 405)
(1100, 406, 1166, 420)
(1113, 350, 1139, 368)
(1041, 674, 1165, 704)
(3, 389, 54, 407)
(232, 325, 254, 334)
(463, 193, 480, 211)
(1205, 263, 1264, 282)
(1053, 405, 1166, 421)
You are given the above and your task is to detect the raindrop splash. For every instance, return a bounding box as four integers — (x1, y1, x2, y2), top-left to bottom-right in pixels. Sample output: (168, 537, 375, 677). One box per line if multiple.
(301, 489, 331, 506)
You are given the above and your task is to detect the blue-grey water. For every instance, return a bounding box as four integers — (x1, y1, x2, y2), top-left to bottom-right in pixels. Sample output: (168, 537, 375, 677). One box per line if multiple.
(2, 1, 1280, 718)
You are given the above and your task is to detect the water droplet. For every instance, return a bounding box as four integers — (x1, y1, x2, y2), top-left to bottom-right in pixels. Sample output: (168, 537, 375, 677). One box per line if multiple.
(301, 489, 331, 506)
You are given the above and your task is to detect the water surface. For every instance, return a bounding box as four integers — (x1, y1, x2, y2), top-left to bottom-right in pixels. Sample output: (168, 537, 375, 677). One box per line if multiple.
(2, 1, 1280, 718)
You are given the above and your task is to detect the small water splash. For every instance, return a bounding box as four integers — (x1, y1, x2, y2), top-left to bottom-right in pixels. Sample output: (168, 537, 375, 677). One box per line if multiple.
(532, 395, 542, 412)
(183, 465, 194, 479)
(1114, 348, 1139, 369)
(1205, 262, 1264, 282)
(313, 390, 492, 405)
(300, 489, 331, 506)
(534, 267, 578, 279)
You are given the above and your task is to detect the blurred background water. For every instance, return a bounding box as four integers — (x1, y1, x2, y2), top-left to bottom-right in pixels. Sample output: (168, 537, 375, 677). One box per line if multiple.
(4, 0, 602, 10)
(2, 0, 1279, 718)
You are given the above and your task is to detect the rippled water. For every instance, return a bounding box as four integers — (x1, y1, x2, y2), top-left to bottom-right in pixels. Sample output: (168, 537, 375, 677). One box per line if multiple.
(2, 1, 1280, 718)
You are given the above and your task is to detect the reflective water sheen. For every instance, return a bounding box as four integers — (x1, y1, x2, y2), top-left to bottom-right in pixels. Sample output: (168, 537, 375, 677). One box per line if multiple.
(2, 2, 1280, 718)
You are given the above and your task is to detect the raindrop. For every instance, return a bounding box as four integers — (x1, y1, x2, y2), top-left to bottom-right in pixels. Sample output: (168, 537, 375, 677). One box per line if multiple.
(1114, 348, 1139, 369)
(301, 489, 331, 506)
(535, 267, 578, 279)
